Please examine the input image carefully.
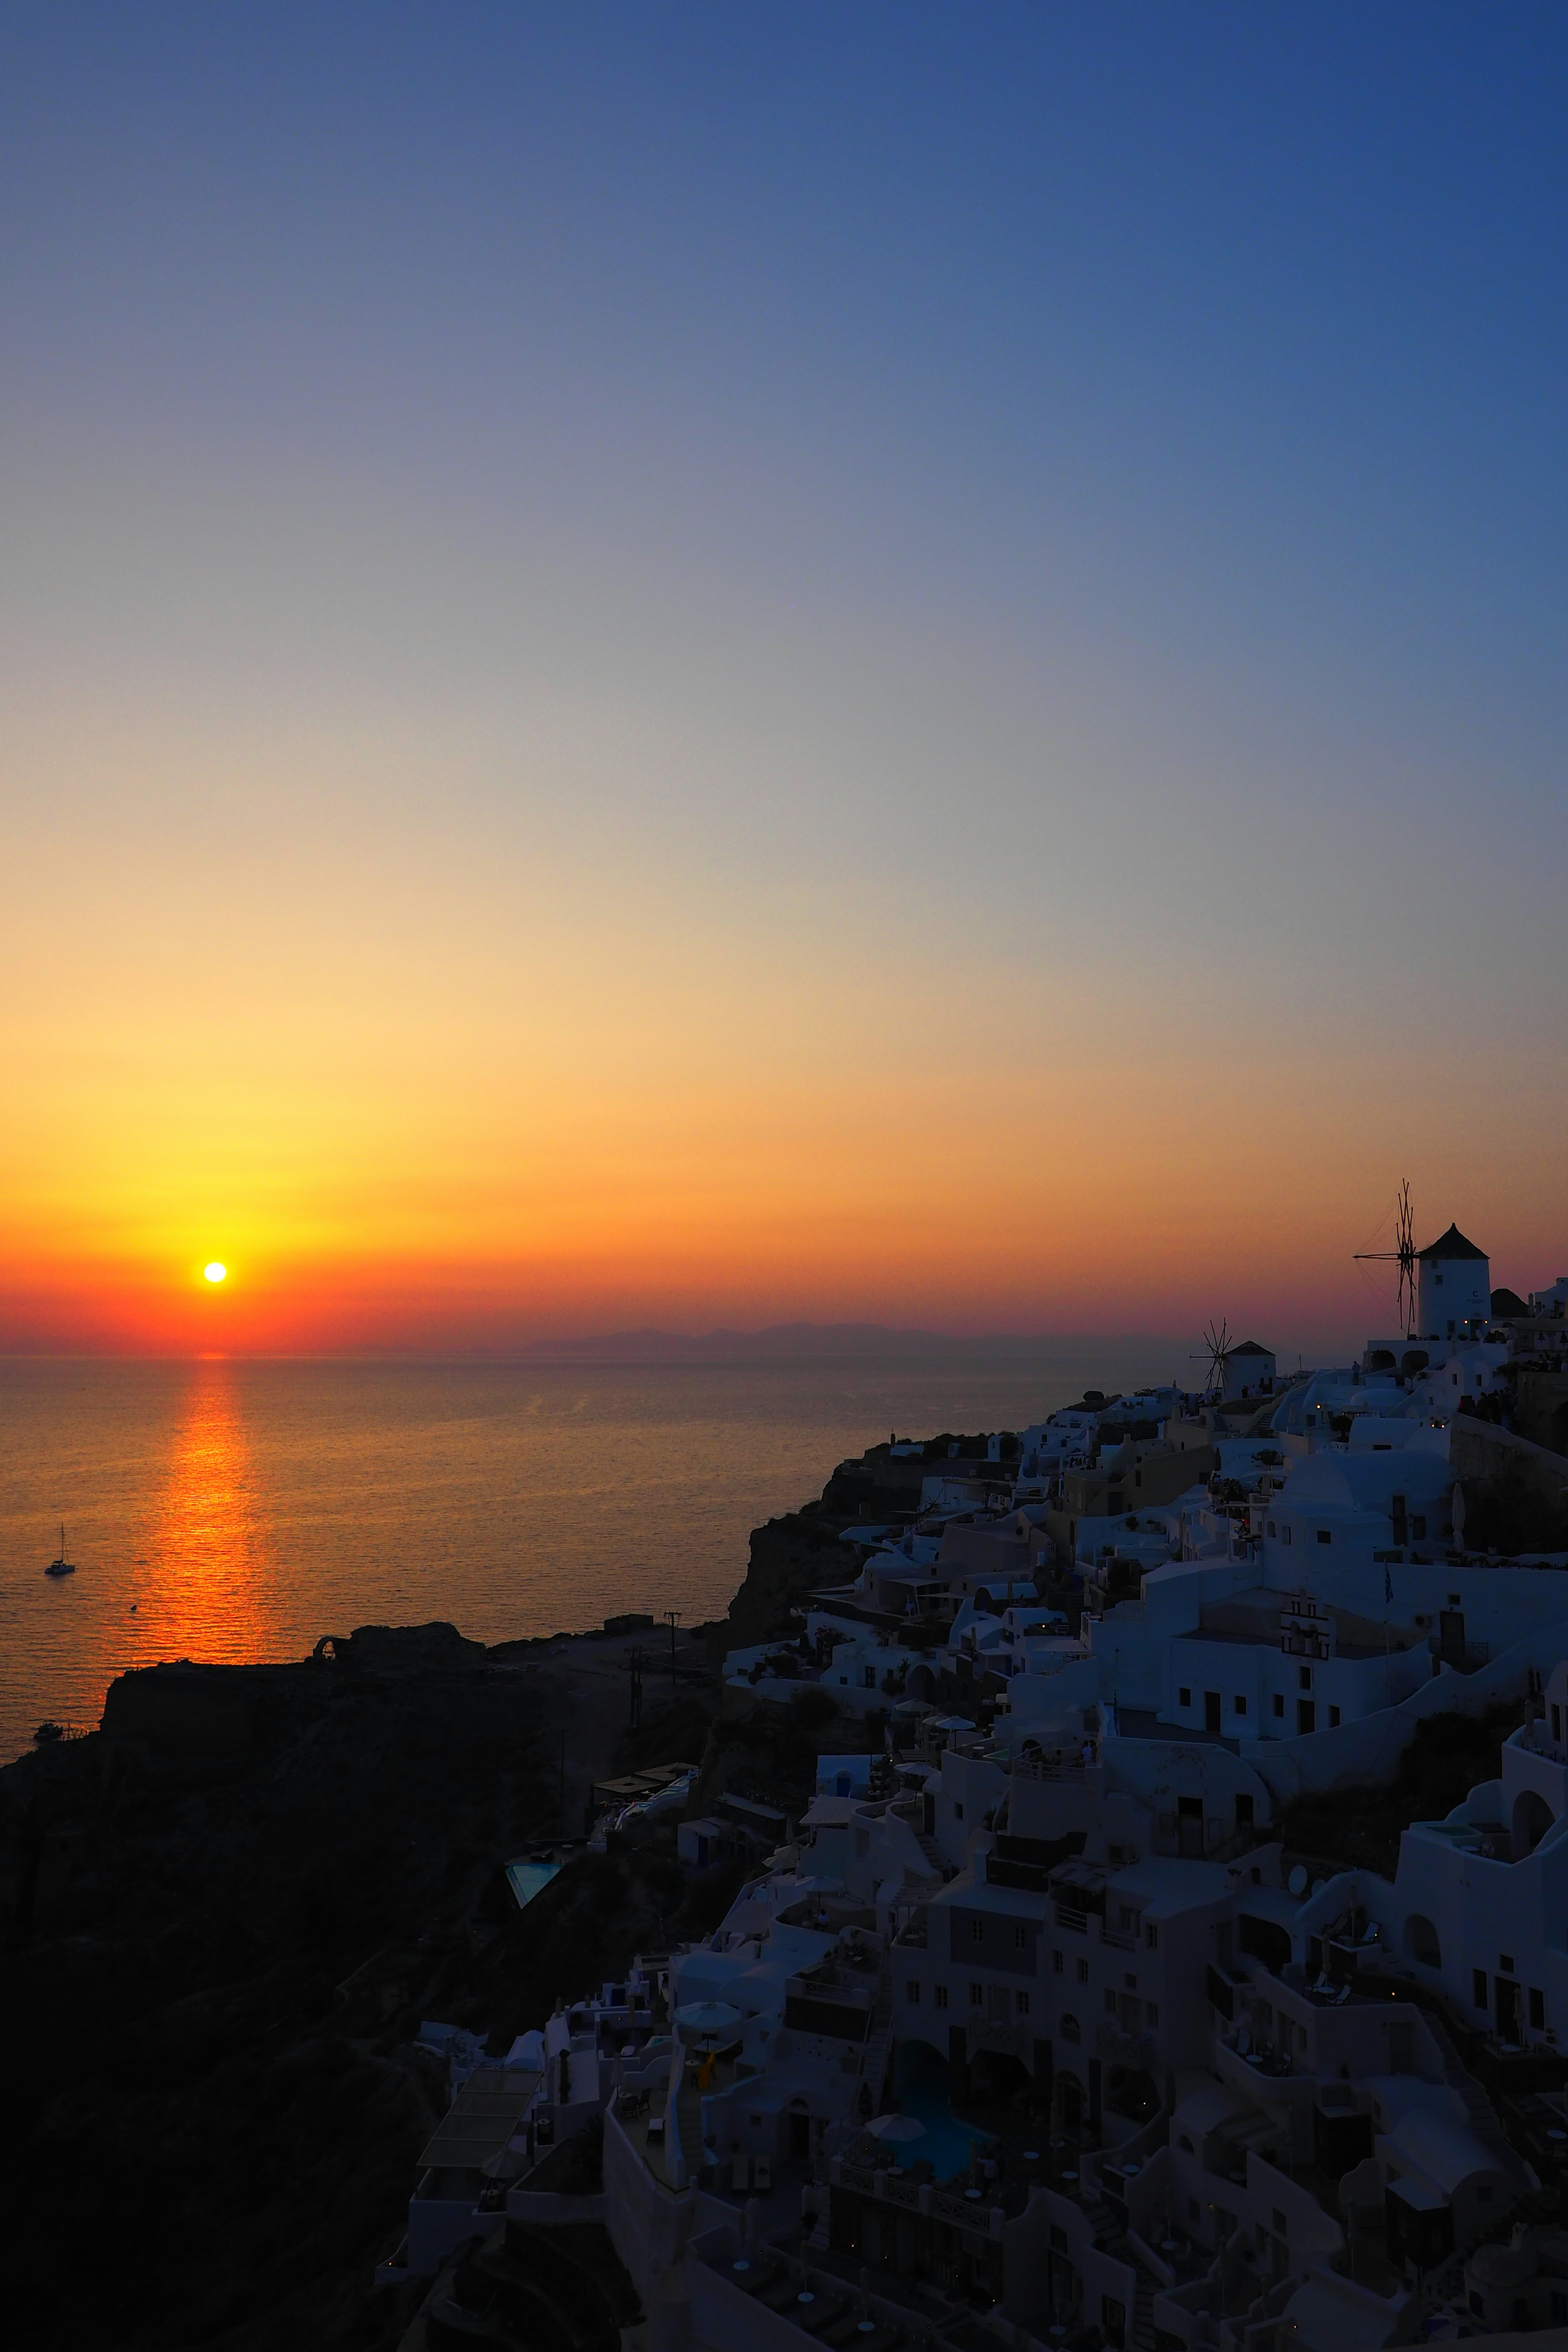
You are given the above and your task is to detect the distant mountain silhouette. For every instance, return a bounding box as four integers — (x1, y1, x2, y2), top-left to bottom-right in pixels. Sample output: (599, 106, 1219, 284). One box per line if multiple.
(519, 1322, 1166, 1362)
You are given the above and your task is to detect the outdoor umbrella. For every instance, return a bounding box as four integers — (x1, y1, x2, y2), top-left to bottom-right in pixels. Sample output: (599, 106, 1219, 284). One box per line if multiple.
(864, 2113, 926, 2144)
(675, 2000, 742, 2042)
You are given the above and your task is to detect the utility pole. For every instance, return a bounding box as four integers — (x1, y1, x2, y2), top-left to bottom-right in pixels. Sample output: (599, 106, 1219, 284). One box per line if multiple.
(664, 1608, 681, 1679)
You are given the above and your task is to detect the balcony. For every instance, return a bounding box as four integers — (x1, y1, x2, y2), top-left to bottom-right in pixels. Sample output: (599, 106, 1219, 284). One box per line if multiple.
(1097, 2019, 1153, 2069)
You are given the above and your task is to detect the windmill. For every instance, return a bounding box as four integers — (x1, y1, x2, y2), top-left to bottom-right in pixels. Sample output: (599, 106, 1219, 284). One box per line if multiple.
(1355, 1180, 1417, 1336)
(1192, 1318, 1231, 1401)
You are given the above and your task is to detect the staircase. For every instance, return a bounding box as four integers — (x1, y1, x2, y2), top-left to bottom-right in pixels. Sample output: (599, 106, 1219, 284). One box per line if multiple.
(858, 1959, 895, 2114)
(1130, 2276, 1158, 2352)
(1078, 2180, 1164, 2352)
(860, 2026, 893, 2112)
(1425, 2014, 1531, 2180)
(671, 2075, 707, 2187)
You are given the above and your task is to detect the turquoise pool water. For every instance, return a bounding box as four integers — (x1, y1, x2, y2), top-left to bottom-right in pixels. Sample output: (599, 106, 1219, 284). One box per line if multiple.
(505, 1860, 563, 1911)
(893, 2045, 996, 2183)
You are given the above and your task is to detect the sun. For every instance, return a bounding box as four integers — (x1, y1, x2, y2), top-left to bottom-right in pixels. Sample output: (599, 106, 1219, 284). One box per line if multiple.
(204, 1261, 227, 1283)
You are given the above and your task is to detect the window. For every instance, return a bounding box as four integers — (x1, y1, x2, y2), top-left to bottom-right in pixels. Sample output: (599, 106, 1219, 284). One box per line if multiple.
(1076, 1958, 1089, 1984)
(1473, 1969, 1488, 2009)
(1298, 1666, 1312, 1691)
(906, 1981, 920, 2004)
(1266, 1520, 1276, 1537)
(1272, 2208, 1287, 2235)
(1234, 1694, 1247, 1715)
(1016, 1989, 1030, 2017)
(1145, 2000, 1158, 2027)
(1145, 1923, 1159, 1949)
(1052, 1949, 1064, 1975)
(1061, 2013, 1081, 2043)
(1282, 1524, 1292, 1545)
(1328, 1706, 1341, 1727)
(1117, 1906, 1136, 1931)
(1530, 1988, 1546, 2031)
(935, 1984, 949, 2011)
(971, 1918, 985, 1942)
(969, 1982, 983, 2007)
(953, 1802, 964, 1822)
(1410, 1516, 1426, 1540)
(1104, 1988, 1118, 2013)
(1014, 1925, 1028, 1950)
(1178, 1686, 1191, 1708)
(1123, 1971, 1137, 1991)
(1273, 1693, 1285, 1717)
(1500, 1953, 1515, 1973)
(1316, 1529, 1331, 1545)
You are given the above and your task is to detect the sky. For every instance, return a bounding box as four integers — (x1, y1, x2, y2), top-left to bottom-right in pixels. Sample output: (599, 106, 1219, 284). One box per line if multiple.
(2, 2, 1566, 1358)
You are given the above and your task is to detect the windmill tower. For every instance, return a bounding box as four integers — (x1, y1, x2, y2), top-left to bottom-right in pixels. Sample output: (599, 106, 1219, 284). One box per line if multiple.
(1354, 1181, 1417, 1338)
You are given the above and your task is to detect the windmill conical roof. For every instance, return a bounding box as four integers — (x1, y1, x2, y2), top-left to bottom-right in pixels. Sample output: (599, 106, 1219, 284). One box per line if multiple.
(1417, 1223, 1488, 1264)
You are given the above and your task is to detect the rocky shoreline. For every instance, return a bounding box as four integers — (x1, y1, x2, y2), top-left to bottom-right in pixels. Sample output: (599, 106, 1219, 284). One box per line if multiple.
(0, 1452, 886, 2351)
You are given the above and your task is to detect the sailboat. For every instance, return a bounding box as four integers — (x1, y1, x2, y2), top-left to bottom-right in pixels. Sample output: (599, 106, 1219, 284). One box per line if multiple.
(45, 1525, 76, 1579)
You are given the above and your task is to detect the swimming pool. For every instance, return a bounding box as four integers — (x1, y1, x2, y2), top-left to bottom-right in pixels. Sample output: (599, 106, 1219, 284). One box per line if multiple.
(893, 2044, 996, 2183)
(505, 1859, 563, 1912)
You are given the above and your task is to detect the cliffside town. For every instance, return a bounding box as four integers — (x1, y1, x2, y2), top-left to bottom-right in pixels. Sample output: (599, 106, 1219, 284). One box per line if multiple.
(375, 1226, 1568, 2352)
(10, 1223, 1568, 2350)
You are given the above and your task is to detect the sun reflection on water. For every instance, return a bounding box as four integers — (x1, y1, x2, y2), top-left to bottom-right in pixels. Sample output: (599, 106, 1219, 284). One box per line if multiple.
(147, 1359, 272, 1662)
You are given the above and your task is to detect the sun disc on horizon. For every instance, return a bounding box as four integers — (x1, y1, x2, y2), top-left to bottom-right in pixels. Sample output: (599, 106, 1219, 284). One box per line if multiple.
(204, 1262, 227, 1283)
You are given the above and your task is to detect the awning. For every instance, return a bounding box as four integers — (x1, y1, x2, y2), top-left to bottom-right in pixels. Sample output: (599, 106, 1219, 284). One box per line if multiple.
(418, 2065, 541, 2173)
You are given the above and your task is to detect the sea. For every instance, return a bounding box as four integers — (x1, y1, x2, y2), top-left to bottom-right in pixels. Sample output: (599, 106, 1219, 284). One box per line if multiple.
(0, 1344, 1175, 1766)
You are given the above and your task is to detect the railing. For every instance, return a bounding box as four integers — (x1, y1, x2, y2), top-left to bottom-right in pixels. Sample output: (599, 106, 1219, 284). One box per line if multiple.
(1097, 2020, 1154, 2068)
(1013, 1750, 1096, 1782)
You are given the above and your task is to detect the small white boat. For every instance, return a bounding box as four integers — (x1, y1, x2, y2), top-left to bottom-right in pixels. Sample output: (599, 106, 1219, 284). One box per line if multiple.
(45, 1524, 76, 1579)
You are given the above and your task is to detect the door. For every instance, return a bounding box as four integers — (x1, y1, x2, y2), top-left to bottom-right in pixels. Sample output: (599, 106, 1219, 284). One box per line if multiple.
(1178, 1796, 1205, 1858)
(1297, 1699, 1316, 1735)
(1497, 1978, 1523, 2044)
(1205, 1691, 1222, 1733)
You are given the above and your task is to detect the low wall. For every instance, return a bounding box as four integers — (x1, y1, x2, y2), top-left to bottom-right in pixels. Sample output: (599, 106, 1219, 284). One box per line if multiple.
(505, 2188, 607, 2226)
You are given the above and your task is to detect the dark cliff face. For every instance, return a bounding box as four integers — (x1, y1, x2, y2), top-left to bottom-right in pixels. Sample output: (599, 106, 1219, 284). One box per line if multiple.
(715, 1504, 853, 1652)
(711, 1448, 918, 1656)
(0, 1647, 572, 2352)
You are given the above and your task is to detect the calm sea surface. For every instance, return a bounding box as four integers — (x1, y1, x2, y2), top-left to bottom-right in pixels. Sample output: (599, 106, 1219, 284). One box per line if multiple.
(0, 1347, 1170, 1764)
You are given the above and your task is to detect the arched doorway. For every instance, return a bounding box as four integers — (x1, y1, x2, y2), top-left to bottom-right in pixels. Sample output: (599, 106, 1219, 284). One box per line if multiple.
(1512, 1787, 1555, 1860)
(1402, 1913, 1441, 1968)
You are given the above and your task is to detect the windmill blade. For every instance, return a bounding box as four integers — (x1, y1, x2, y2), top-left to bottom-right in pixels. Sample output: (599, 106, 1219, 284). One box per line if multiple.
(1353, 1179, 1417, 1336)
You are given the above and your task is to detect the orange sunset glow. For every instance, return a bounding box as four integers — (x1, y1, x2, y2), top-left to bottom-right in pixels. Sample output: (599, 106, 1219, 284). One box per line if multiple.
(2, 9, 1565, 1366)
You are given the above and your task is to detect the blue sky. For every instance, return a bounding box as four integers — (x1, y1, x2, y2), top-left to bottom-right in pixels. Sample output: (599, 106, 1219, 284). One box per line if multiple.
(2, 4, 1566, 1348)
